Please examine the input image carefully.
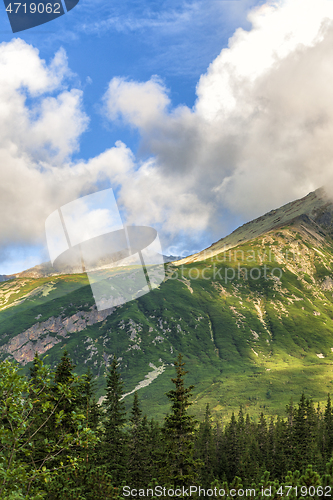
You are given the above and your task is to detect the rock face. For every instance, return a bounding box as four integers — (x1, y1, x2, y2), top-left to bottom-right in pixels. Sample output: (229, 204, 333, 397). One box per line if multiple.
(0, 306, 115, 365)
(321, 277, 333, 290)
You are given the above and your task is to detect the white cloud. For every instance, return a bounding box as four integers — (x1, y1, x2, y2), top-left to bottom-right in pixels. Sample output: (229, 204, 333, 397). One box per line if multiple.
(117, 158, 212, 235)
(104, 77, 170, 128)
(4, 0, 333, 273)
(103, 0, 333, 236)
(0, 39, 68, 95)
(0, 39, 134, 264)
(30, 90, 88, 162)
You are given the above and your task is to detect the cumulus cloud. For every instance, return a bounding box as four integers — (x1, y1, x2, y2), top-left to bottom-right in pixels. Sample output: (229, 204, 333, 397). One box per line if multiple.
(4, 0, 333, 272)
(103, 0, 333, 240)
(104, 77, 170, 128)
(0, 39, 134, 260)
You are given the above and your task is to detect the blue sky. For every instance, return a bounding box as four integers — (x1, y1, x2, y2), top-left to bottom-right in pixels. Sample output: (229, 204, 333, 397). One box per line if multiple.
(0, 0, 260, 159)
(1, 0, 333, 274)
(0, 0, 262, 274)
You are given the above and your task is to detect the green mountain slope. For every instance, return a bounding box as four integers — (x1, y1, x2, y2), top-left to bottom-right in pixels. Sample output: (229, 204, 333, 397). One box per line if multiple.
(2, 189, 333, 421)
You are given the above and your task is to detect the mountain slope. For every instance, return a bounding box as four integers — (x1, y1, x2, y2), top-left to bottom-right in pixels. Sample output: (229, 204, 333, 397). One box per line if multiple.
(2, 188, 333, 420)
(176, 187, 331, 264)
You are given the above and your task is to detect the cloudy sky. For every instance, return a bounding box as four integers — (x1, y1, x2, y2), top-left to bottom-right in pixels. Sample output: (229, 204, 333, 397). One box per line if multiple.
(1, 0, 333, 274)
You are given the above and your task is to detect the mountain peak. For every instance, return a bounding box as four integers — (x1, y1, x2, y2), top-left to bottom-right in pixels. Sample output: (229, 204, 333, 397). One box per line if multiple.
(176, 187, 333, 264)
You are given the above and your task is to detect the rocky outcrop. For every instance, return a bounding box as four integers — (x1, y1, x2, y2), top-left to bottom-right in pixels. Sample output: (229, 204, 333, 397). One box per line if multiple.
(0, 306, 115, 365)
(321, 277, 333, 291)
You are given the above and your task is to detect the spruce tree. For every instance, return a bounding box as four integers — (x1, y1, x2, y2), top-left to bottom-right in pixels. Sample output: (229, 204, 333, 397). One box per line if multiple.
(52, 349, 79, 436)
(27, 350, 80, 470)
(47, 367, 109, 499)
(235, 407, 246, 481)
(73, 368, 102, 471)
(195, 404, 217, 487)
(273, 416, 290, 481)
(265, 416, 275, 477)
(102, 354, 127, 485)
(54, 349, 76, 385)
(293, 393, 315, 472)
(224, 412, 239, 482)
(257, 412, 268, 472)
(147, 417, 164, 483)
(128, 392, 150, 488)
(81, 368, 102, 433)
(241, 413, 259, 485)
(163, 353, 198, 488)
(324, 394, 333, 462)
(305, 397, 321, 471)
(20, 352, 48, 470)
(29, 352, 40, 382)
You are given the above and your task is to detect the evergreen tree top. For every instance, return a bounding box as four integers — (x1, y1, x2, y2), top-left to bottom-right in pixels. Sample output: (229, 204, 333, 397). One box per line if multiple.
(130, 391, 142, 427)
(103, 354, 126, 431)
(54, 349, 76, 385)
(164, 353, 196, 435)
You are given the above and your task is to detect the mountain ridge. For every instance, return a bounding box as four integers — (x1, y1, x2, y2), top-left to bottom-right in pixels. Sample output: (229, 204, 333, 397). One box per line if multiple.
(0, 254, 182, 281)
(2, 188, 333, 421)
(176, 187, 333, 264)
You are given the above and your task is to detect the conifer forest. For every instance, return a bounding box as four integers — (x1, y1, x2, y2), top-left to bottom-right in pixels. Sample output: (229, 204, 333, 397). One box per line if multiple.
(2, 352, 333, 499)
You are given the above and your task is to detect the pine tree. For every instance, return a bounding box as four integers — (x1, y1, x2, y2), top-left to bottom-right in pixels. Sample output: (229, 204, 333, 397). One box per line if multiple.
(128, 392, 148, 488)
(75, 368, 102, 466)
(54, 349, 76, 382)
(224, 412, 239, 482)
(52, 349, 79, 436)
(235, 407, 247, 482)
(305, 397, 321, 472)
(324, 394, 333, 462)
(241, 413, 260, 485)
(265, 416, 275, 476)
(283, 397, 296, 475)
(195, 404, 217, 487)
(25, 352, 49, 467)
(215, 420, 226, 482)
(293, 393, 311, 472)
(101, 354, 127, 485)
(29, 352, 40, 382)
(163, 353, 198, 488)
(257, 412, 268, 472)
(47, 366, 105, 499)
(271, 416, 289, 481)
(286, 397, 295, 427)
(27, 350, 80, 470)
(76, 367, 102, 442)
(146, 417, 164, 483)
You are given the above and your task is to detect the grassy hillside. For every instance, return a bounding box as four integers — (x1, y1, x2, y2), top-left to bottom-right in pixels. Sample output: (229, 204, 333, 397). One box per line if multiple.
(2, 216, 333, 422)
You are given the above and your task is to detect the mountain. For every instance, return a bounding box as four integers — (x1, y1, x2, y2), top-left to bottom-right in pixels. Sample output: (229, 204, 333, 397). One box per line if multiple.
(176, 187, 332, 264)
(2, 187, 333, 421)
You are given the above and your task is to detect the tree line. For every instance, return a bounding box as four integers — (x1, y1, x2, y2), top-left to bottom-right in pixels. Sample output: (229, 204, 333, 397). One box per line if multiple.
(2, 352, 333, 499)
